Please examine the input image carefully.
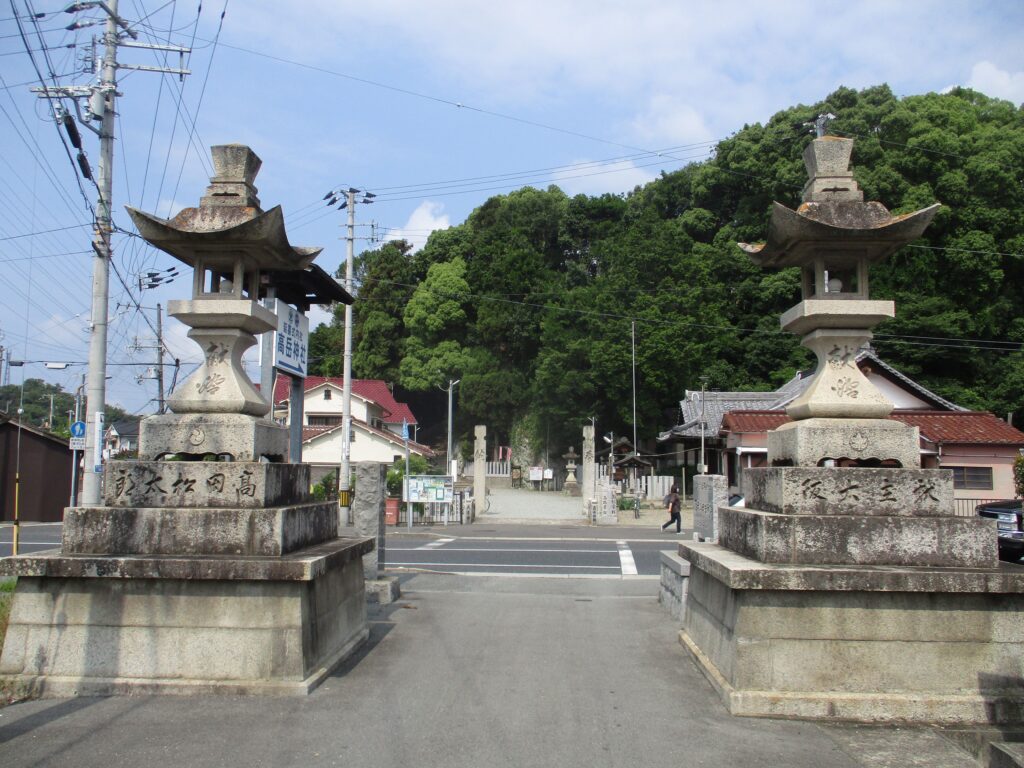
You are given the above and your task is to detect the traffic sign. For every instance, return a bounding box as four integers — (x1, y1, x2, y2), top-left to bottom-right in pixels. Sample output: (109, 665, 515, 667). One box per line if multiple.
(70, 420, 86, 438)
(69, 437, 85, 451)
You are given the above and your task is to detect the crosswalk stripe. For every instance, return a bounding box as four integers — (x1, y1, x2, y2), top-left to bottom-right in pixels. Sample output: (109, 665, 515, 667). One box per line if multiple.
(616, 540, 638, 575)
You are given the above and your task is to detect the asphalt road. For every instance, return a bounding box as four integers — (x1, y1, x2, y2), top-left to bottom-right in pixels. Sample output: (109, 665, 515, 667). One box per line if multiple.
(0, 523, 682, 577)
(0, 523, 63, 558)
(384, 534, 675, 577)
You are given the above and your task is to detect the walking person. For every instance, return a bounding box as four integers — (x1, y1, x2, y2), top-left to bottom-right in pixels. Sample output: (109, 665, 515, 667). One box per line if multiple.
(662, 484, 681, 533)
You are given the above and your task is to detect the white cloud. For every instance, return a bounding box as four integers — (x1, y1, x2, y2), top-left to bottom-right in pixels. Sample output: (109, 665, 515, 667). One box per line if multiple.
(630, 95, 715, 147)
(385, 200, 450, 251)
(966, 61, 1024, 105)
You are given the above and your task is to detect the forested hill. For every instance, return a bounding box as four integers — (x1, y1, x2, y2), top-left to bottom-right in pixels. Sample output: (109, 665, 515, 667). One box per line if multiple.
(310, 85, 1024, 453)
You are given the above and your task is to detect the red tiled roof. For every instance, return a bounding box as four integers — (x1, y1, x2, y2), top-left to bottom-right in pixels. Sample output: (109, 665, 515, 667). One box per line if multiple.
(892, 411, 1024, 445)
(273, 375, 417, 425)
(721, 411, 789, 433)
(301, 417, 434, 456)
(722, 409, 1024, 445)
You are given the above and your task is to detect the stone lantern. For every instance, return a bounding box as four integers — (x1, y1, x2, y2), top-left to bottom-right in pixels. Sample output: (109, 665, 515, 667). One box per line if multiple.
(127, 144, 322, 462)
(673, 131, 1024, 725)
(740, 135, 939, 466)
(0, 145, 373, 698)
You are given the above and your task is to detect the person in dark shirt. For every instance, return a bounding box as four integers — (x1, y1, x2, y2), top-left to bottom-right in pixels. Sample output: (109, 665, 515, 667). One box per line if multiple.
(662, 485, 681, 533)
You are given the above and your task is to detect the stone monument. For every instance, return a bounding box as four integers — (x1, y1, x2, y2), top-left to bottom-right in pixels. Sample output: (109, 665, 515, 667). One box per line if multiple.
(677, 132, 1024, 723)
(0, 145, 373, 696)
(581, 425, 596, 513)
(473, 425, 486, 519)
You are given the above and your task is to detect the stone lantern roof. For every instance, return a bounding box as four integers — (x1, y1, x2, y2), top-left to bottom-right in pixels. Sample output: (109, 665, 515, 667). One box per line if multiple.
(126, 144, 321, 273)
(738, 136, 940, 268)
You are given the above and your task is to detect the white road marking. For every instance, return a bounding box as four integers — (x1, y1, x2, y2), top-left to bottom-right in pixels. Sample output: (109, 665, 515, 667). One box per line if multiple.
(616, 540, 638, 576)
(416, 537, 455, 550)
(390, 547, 618, 555)
(387, 562, 621, 570)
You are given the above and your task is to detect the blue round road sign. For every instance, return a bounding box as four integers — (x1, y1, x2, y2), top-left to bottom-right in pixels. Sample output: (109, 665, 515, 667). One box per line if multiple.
(70, 420, 86, 438)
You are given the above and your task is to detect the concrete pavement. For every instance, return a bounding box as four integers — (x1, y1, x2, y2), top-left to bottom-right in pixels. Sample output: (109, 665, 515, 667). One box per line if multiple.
(0, 573, 979, 767)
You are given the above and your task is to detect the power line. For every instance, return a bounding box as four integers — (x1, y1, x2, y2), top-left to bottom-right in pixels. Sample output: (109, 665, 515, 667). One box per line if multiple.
(353, 275, 1024, 355)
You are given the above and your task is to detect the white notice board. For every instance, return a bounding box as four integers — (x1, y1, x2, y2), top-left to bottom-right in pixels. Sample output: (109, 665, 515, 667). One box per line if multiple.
(272, 301, 309, 377)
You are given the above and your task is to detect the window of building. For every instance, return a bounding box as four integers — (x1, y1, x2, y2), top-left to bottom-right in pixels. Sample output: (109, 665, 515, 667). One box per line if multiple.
(308, 416, 342, 427)
(323, 390, 332, 401)
(948, 466, 993, 491)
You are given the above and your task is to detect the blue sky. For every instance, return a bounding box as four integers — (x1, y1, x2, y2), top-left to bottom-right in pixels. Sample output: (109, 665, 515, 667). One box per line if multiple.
(2, 0, 1023, 417)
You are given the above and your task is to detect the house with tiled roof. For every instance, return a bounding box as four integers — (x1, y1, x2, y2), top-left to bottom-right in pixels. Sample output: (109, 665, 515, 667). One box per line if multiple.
(271, 376, 433, 482)
(658, 348, 1023, 503)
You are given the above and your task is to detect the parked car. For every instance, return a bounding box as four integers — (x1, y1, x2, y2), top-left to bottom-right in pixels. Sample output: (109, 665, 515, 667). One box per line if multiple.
(976, 499, 1024, 561)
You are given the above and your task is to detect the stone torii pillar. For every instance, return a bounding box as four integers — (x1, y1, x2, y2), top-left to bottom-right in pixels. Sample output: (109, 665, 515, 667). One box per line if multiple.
(581, 425, 595, 511)
(473, 425, 486, 518)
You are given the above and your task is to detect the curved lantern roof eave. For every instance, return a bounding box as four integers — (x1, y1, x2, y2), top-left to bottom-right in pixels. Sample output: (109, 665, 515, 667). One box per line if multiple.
(125, 203, 322, 272)
(739, 201, 942, 269)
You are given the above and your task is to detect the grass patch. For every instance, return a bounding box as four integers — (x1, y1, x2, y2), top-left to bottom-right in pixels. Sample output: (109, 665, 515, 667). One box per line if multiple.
(0, 578, 14, 653)
(0, 578, 19, 706)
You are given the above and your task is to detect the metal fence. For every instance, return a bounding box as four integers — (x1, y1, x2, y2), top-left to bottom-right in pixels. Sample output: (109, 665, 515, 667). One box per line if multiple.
(953, 498, 987, 518)
(395, 492, 466, 526)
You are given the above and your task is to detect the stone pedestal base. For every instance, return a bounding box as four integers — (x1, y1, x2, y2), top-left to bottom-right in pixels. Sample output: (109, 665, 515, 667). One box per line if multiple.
(678, 542, 1024, 724)
(768, 418, 920, 468)
(139, 413, 288, 462)
(0, 538, 373, 697)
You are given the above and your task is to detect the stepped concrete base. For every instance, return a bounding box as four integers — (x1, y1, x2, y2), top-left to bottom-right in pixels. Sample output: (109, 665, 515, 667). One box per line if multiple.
(62, 501, 340, 557)
(678, 541, 1024, 724)
(718, 506, 996, 568)
(0, 538, 373, 697)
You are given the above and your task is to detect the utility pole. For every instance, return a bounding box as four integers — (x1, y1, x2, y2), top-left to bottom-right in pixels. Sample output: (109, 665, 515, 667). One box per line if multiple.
(699, 376, 709, 475)
(443, 378, 460, 478)
(155, 303, 164, 413)
(325, 186, 374, 523)
(339, 188, 356, 523)
(32, 1, 189, 505)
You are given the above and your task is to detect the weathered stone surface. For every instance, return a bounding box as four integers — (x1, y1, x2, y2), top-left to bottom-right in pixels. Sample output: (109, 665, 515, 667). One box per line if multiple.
(353, 462, 386, 579)
(659, 550, 690, 622)
(693, 474, 728, 542)
(0, 548, 368, 697)
(783, 327, 894, 419)
(800, 136, 864, 203)
(0, 537, 374, 581)
(768, 418, 920, 468)
(743, 467, 953, 517)
(139, 413, 288, 461)
(103, 461, 310, 508)
(780, 301, 894, 337)
(365, 576, 401, 604)
(678, 541, 1024, 594)
(678, 553, 1024, 723)
(62, 502, 340, 557)
(718, 507, 997, 568)
(473, 425, 486, 521)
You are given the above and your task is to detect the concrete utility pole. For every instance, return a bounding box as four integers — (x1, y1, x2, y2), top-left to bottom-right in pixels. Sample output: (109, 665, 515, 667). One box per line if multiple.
(339, 189, 356, 522)
(155, 303, 165, 414)
(443, 378, 460, 478)
(79, 0, 121, 505)
(32, 2, 190, 505)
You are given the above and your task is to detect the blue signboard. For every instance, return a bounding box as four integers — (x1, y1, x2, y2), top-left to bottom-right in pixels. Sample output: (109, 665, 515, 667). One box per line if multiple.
(70, 421, 86, 438)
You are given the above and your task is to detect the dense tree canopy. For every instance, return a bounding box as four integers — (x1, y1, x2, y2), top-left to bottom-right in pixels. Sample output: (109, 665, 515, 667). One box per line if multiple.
(309, 85, 1024, 458)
